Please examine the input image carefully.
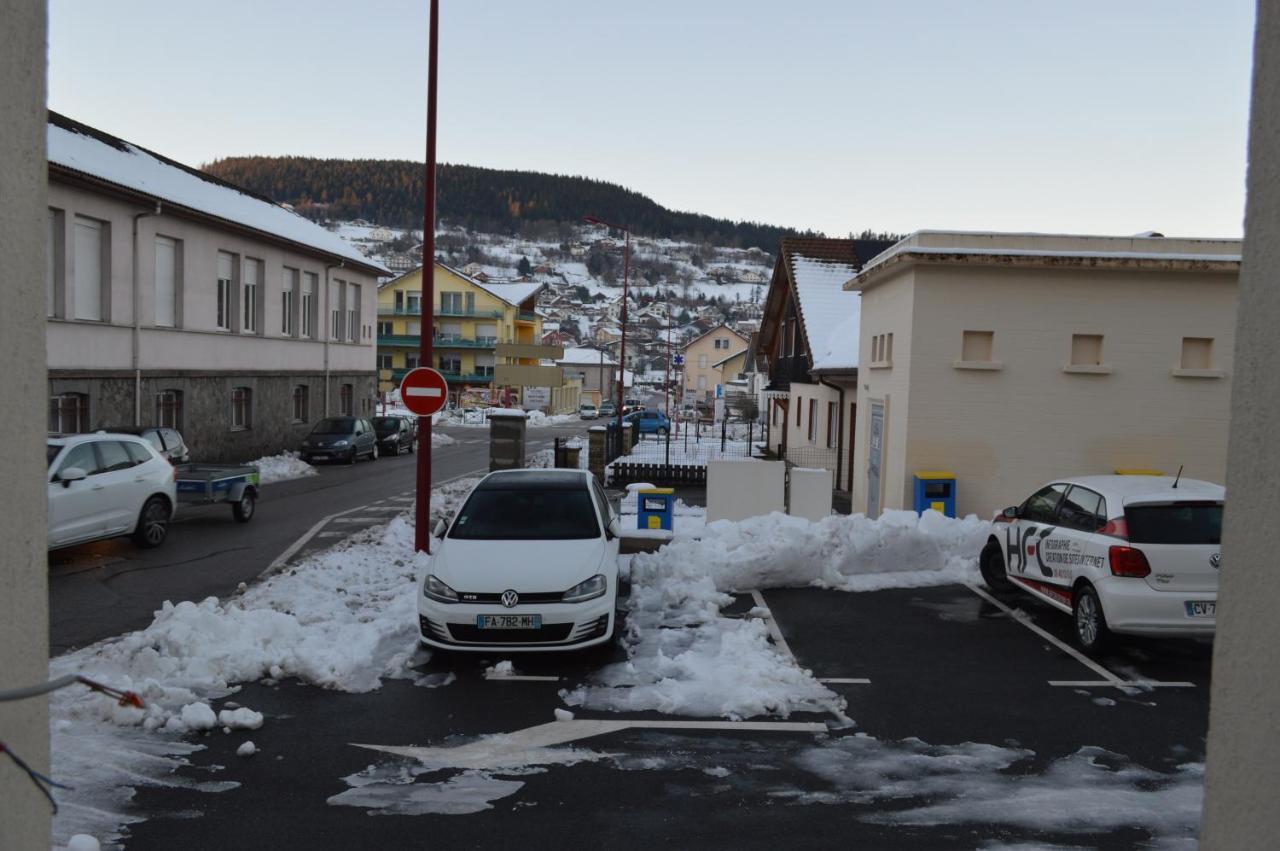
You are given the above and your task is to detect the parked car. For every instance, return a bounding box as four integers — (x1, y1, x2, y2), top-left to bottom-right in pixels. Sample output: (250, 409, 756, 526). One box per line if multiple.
(598, 401, 617, 418)
(979, 475, 1223, 651)
(418, 469, 621, 653)
(47, 433, 177, 550)
(625, 409, 671, 435)
(97, 425, 191, 463)
(372, 416, 416, 456)
(579, 403, 599, 420)
(299, 417, 379, 464)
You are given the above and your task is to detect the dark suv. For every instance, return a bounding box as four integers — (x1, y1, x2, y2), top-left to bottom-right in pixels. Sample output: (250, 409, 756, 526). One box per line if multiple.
(300, 417, 379, 464)
(99, 426, 191, 463)
(372, 416, 416, 456)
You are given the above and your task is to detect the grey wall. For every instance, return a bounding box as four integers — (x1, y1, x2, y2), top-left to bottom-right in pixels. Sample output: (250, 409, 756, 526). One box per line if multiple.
(1202, 1, 1280, 846)
(0, 0, 51, 847)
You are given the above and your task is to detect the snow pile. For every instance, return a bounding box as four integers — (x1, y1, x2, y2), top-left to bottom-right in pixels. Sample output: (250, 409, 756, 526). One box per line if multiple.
(49, 478, 480, 846)
(236, 741, 258, 758)
(523, 410, 581, 427)
(432, 431, 457, 447)
(251, 451, 317, 485)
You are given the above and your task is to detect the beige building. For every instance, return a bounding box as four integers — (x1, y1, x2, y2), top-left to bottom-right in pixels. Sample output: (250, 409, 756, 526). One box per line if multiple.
(46, 112, 386, 461)
(848, 231, 1241, 519)
(682, 323, 748, 404)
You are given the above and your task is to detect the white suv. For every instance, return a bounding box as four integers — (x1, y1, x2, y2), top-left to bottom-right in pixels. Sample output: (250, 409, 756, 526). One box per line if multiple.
(47, 433, 178, 550)
(979, 475, 1223, 651)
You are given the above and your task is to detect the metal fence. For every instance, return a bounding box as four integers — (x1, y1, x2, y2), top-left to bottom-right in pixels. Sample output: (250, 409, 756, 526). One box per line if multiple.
(606, 416, 763, 486)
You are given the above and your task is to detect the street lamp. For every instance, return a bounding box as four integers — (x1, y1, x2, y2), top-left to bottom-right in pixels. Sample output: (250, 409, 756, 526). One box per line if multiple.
(583, 215, 629, 435)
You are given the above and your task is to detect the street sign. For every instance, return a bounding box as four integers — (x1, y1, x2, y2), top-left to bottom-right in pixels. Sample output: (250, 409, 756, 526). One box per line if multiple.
(523, 386, 551, 409)
(399, 367, 449, 416)
(673, 354, 685, 366)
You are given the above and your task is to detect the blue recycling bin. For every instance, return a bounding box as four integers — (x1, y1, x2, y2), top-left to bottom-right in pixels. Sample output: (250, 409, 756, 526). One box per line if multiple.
(913, 471, 956, 518)
(637, 487, 675, 531)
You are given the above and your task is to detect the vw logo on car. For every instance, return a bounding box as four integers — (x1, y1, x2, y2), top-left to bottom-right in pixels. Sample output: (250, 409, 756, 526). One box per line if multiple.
(500, 590, 520, 608)
(1210, 552, 1222, 569)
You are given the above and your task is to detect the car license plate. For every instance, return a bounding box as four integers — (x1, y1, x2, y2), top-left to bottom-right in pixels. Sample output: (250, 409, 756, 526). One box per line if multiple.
(1184, 601, 1216, 618)
(476, 614, 541, 629)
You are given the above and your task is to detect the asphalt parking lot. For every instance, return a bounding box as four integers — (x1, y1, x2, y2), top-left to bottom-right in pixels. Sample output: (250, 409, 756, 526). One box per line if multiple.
(115, 576, 1211, 850)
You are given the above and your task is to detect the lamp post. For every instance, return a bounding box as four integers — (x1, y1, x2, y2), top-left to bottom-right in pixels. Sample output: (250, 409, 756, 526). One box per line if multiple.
(583, 215, 629, 435)
(414, 0, 439, 555)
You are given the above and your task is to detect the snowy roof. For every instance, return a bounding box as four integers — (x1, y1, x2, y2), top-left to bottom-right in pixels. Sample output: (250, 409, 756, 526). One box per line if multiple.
(790, 254, 861, 371)
(47, 112, 387, 275)
(474, 280, 544, 307)
(558, 347, 619, 366)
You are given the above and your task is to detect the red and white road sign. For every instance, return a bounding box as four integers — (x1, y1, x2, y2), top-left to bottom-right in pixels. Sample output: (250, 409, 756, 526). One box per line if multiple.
(398, 367, 449, 416)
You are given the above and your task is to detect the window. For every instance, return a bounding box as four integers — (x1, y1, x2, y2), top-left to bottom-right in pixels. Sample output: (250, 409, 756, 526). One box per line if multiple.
(827, 402, 838, 449)
(449, 486, 601, 540)
(441, 292, 463, 314)
(377, 353, 393, 370)
(377, 321, 393, 336)
(475, 352, 496, 377)
(395, 290, 405, 311)
(155, 236, 179, 327)
(292, 385, 309, 423)
(47, 208, 64, 317)
(885, 333, 893, 362)
(1057, 486, 1106, 533)
(123, 441, 153, 465)
(282, 267, 299, 336)
(698, 354, 708, 368)
(49, 393, 90, 434)
(466, 292, 475, 314)
(406, 353, 420, 369)
(155, 390, 183, 429)
(348, 283, 361, 342)
(1020, 484, 1069, 524)
(697, 375, 706, 390)
(73, 216, 106, 321)
(440, 355, 462, 374)
(407, 290, 422, 313)
(98, 441, 137, 473)
(961, 330, 994, 362)
(231, 386, 252, 430)
(1126, 503, 1222, 545)
(330, 279, 343, 340)
(477, 322, 497, 343)
(217, 251, 236, 330)
(339, 384, 354, 416)
(1181, 337, 1214, 370)
(1070, 334, 1104, 366)
(808, 399, 817, 441)
(56, 442, 100, 477)
(243, 258, 262, 333)
(301, 272, 317, 338)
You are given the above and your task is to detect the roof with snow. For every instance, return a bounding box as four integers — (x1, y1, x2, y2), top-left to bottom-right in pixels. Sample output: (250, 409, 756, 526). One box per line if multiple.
(384, 263, 546, 307)
(47, 112, 387, 276)
(557, 347, 619, 366)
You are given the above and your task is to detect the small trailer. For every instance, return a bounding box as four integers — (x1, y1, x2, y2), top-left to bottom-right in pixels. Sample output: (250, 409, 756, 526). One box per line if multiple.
(174, 464, 261, 522)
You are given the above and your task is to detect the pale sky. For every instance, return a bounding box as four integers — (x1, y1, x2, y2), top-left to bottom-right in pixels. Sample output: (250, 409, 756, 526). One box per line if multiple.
(48, 0, 1256, 238)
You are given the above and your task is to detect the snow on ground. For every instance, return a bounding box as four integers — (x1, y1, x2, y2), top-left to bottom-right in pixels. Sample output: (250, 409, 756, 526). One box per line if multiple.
(48, 478, 480, 847)
(250, 451, 317, 485)
(439, 408, 580, 428)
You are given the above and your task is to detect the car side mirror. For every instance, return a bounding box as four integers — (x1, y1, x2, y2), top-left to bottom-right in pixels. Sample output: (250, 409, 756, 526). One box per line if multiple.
(432, 518, 447, 538)
(59, 467, 87, 487)
(1002, 505, 1020, 519)
(607, 517, 622, 539)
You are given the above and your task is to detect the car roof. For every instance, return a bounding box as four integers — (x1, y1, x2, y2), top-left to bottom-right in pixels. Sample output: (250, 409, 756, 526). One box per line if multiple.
(1051, 475, 1225, 505)
(47, 432, 151, 448)
(476, 469, 591, 491)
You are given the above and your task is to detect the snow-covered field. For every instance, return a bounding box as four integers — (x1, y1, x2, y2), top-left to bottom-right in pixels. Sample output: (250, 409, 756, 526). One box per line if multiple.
(249, 451, 317, 485)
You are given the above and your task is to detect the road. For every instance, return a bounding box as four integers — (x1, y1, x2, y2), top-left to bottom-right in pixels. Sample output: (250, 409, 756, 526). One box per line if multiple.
(47, 422, 591, 654)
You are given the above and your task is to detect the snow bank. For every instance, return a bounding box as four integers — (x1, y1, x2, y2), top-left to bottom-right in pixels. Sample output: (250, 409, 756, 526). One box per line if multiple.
(251, 451, 317, 485)
(49, 478, 480, 846)
(432, 431, 457, 447)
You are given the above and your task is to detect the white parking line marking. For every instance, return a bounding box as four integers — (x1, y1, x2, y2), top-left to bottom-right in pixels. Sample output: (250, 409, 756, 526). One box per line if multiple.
(1048, 680, 1196, 689)
(333, 516, 381, 523)
(362, 506, 405, 512)
(965, 583, 1124, 685)
(749, 590, 796, 660)
(317, 531, 346, 539)
(818, 678, 872, 685)
(484, 673, 561, 682)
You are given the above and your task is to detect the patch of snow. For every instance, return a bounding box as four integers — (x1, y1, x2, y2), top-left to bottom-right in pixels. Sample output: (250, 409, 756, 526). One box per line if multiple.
(554, 708, 575, 722)
(236, 741, 258, 758)
(66, 835, 101, 851)
(251, 451, 317, 485)
(218, 707, 264, 730)
(433, 431, 457, 447)
(177, 702, 217, 732)
(328, 763, 525, 816)
(485, 661, 516, 677)
(703, 766, 731, 778)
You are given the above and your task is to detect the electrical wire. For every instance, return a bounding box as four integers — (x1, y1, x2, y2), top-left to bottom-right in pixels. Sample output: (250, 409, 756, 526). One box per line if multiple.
(0, 740, 71, 813)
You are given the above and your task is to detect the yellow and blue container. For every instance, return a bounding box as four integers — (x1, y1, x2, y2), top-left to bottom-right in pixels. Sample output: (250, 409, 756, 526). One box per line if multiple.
(637, 487, 675, 531)
(912, 471, 956, 518)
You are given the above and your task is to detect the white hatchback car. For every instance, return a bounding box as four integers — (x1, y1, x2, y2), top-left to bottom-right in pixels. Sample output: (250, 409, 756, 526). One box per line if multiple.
(417, 469, 621, 652)
(980, 475, 1223, 651)
(47, 433, 178, 550)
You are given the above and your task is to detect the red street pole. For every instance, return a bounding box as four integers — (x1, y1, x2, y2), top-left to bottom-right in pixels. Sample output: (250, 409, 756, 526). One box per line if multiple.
(415, 0, 439, 555)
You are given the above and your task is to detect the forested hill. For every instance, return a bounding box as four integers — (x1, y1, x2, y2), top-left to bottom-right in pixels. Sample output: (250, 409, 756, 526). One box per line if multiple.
(202, 157, 827, 249)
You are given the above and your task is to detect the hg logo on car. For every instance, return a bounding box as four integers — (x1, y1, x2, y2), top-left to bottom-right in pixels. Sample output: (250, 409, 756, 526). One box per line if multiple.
(501, 590, 520, 608)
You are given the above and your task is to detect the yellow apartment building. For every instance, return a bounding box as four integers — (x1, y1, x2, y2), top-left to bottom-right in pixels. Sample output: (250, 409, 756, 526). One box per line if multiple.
(377, 264, 544, 404)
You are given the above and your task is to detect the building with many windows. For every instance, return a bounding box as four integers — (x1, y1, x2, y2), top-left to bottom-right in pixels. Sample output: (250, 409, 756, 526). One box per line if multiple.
(680, 323, 748, 405)
(45, 112, 386, 462)
(376, 264, 545, 405)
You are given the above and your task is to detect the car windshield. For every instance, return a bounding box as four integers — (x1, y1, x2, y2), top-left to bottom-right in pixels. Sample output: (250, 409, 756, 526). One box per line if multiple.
(1125, 503, 1223, 545)
(312, 418, 356, 435)
(449, 487, 600, 540)
(47, 443, 61, 468)
(372, 417, 401, 432)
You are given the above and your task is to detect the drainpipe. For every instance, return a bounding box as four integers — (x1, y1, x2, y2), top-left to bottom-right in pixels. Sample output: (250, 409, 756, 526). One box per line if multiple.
(323, 261, 344, 415)
(818, 376, 845, 492)
(132, 201, 162, 425)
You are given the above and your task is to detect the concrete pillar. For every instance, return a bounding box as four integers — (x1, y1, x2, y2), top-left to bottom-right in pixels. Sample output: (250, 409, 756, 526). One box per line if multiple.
(588, 426, 607, 482)
(1202, 3, 1280, 846)
(487, 410, 527, 472)
(0, 1, 51, 847)
(621, 422, 634, 455)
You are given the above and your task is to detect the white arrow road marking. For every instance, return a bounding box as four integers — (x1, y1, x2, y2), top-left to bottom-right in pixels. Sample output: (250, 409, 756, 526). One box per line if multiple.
(406, 387, 444, 398)
(352, 719, 827, 772)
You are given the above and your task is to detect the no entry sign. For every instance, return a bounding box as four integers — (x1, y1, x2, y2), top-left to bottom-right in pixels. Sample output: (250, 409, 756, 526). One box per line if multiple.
(399, 367, 449, 416)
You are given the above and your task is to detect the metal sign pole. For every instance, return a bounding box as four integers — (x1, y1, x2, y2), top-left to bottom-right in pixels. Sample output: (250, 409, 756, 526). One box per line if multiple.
(414, 0, 439, 555)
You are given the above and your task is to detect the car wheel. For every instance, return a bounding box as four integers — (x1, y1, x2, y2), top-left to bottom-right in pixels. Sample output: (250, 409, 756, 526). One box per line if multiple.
(1073, 584, 1111, 653)
(979, 539, 1013, 592)
(132, 496, 170, 548)
(657, 427, 669, 435)
(232, 490, 256, 523)
(371, 443, 379, 461)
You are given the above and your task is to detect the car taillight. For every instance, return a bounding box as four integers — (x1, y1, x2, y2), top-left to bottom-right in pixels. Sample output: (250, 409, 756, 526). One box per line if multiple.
(1109, 545, 1151, 578)
(1098, 516, 1128, 539)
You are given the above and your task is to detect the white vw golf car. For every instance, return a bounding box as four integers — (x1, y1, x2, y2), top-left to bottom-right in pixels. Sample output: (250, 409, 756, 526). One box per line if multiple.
(980, 475, 1223, 651)
(417, 469, 621, 652)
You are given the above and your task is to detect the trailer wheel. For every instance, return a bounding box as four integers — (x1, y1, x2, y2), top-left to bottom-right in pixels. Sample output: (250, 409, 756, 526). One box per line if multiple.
(233, 489, 257, 522)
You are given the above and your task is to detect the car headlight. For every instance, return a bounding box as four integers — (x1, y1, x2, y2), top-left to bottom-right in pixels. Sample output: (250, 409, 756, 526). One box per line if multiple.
(333, 439, 350, 447)
(562, 574, 607, 603)
(423, 574, 459, 603)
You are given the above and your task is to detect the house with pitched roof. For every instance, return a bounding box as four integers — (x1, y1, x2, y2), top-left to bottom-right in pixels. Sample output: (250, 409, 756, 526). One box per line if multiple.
(681, 323, 749, 405)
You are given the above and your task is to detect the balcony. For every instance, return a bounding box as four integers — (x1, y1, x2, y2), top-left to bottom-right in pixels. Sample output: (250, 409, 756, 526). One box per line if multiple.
(516, 310, 538, 322)
(766, 355, 812, 391)
(378, 305, 504, 319)
(440, 370, 495, 384)
(378, 334, 500, 349)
